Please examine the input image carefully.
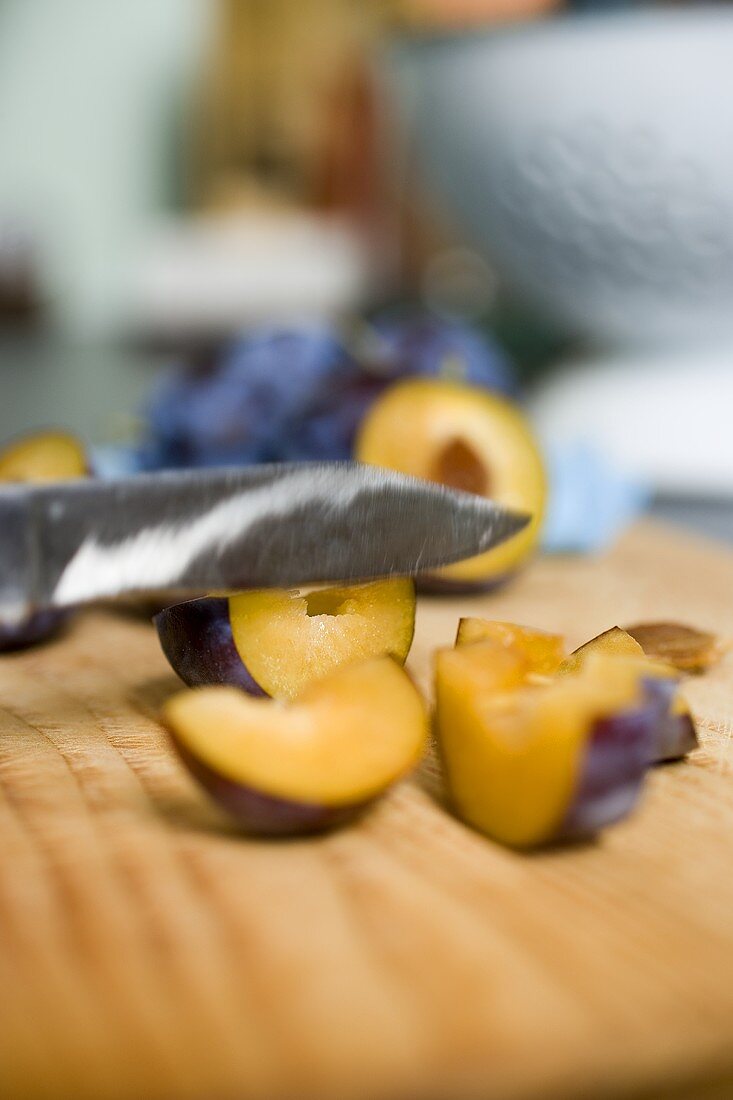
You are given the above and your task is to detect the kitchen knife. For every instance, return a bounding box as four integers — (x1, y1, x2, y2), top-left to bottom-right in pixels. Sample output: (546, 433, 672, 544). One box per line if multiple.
(0, 462, 529, 624)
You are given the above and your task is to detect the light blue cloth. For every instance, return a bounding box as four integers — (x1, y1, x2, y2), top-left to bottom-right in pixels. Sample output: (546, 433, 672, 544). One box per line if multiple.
(541, 442, 648, 554)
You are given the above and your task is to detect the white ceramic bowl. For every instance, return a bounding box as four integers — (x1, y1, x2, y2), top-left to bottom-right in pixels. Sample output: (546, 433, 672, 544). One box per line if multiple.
(390, 10, 733, 348)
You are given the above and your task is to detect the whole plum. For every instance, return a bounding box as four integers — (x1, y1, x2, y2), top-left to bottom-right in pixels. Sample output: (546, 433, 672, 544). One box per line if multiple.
(141, 325, 357, 469)
(370, 313, 515, 395)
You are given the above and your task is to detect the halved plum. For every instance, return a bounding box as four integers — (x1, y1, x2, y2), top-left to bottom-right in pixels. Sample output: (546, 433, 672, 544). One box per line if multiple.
(435, 642, 660, 848)
(355, 378, 546, 590)
(0, 429, 89, 650)
(155, 577, 416, 700)
(561, 626, 698, 761)
(0, 429, 88, 482)
(163, 656, 428, 835)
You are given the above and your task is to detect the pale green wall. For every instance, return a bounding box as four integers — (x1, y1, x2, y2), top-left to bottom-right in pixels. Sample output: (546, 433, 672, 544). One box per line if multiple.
(0, 0, 213, 336)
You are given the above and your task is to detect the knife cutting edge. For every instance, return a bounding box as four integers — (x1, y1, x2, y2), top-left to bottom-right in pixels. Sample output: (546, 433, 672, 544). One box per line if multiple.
(0, 462, 530, 624)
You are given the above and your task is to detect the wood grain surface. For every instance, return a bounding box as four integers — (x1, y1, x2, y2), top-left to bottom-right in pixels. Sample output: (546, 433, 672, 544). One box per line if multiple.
(1, 521, 733, 1100)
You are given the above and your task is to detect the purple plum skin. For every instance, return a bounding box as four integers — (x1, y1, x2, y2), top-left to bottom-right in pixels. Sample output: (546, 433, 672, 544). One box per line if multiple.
(642, 676, 699, 762)
(557, 675, 696, 842)
(140, 325, 361, 470)
(558, 696, 660, 841)
(0, 609, 68, 652)
(416, 570, 521, 596)
(154, 598, 266, 695)
(172, 738, 369, 837)
(370, 314, 515, 396)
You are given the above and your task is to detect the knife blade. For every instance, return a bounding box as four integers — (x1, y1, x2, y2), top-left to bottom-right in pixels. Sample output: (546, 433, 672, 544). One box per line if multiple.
(0, 462, 529, 623)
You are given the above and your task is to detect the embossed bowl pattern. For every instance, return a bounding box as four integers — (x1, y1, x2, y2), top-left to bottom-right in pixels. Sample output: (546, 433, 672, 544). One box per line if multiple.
(391, 10, 733, 347)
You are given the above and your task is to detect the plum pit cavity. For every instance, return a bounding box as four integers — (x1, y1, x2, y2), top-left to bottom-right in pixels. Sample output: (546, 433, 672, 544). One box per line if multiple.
(432, 438, 489, 497)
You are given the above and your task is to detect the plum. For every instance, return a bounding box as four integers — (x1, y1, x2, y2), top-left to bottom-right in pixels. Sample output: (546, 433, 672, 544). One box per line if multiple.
(455, 619, 698, 763)
(455, 618, 565, 676)
(370, 313, 515, 395)
(0, 429, 89, 482)
(558, 625, 645, 675)
(155, 578, 416, 701)
(0, 609, 69, 653)
(141, 324, 356, 469)
(139, 315, 516, 470)
(356, 378, 546, 590)
(163, 656, 428, 835)
(0, 429, 88, 650)
(434, 642, 661, 848)
(560, 626, 698, 761)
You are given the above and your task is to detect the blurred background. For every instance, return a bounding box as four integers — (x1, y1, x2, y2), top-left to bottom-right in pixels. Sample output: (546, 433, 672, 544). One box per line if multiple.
(3, 0, 733, 547)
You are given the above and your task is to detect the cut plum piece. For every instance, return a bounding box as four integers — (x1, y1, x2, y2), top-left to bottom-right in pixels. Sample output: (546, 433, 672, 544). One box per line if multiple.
(0, 609, 68, 653)
(0, 429, 88, 482)
(155, 577, 416, 700)
(624, 621, 721, 674)
(560, 627, 698, 761)
(558, 626, 645, 675)
(164, 657, 428, 835)
(355, 378, 546, 590)
(456, 618, 565, 676)
(435, 644, 659, 848)
(0, 429, 88, 650)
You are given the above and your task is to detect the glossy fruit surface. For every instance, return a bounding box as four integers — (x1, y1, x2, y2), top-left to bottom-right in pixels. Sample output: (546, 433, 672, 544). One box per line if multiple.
(456, 618, 564, 675)
(164, 656, 428, 835)
(156, 578, 416, 701)
(0, 429, 88, 482)
(0, 429, 88, 650)
(561, 627, 698, 761)
(356, 378, 546, 588)
(435, 642, 658, 848)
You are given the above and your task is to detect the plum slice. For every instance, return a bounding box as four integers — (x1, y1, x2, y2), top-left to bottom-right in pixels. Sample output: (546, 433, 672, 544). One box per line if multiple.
(163, 656, 428, 835)
(560, 627, 698, 762)
(155, 577, 416, 700)
(435, 642, 661, 848)
(455, 618, 565, 676)
(355, 378, 546, 590)
(0, 429, 89, 651)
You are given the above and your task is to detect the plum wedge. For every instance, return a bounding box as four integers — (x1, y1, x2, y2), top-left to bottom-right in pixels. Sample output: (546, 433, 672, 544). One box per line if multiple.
(0, 429, 88, 650)
(155, 578, 416, 700)
(456, 618, 565, 676)
(456, 619, 698, 764)
(560, 626, 698, 762)
(164, 656, 428, 835)
(435, 642, 662, 848)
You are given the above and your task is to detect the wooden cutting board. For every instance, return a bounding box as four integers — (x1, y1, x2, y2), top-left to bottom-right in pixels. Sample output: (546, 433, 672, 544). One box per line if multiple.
(2, 521, 733, 1100)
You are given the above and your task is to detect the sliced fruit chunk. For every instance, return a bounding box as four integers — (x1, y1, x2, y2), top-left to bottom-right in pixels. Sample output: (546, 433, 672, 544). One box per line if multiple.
(0, 429, 88, 650)
(435, 644, 658, 848)
(456, 618, 565, 676)
(558, 626, 644, 675)
(355, 378, 546, 589)
(155, 577, 416, 701)
(625, 621, 721, 674)
(164, 657, 428, 835)
(560, 626, 698, 761)
(0, 429, 88, 482)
